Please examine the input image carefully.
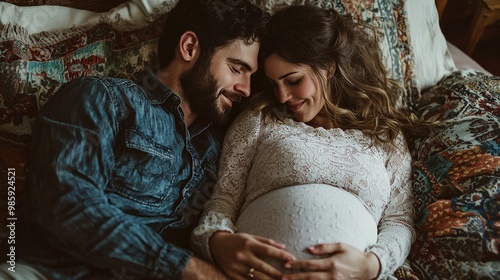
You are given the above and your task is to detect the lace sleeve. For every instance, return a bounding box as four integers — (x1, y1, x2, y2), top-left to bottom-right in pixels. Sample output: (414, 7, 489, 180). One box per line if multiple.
(366, 132, 416, 279)
(191, 109, 264, 262)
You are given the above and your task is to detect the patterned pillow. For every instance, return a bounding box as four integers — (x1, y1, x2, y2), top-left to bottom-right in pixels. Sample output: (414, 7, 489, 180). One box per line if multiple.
(410, 70, 500, 279)
(252, 0, 416, 107)
(0, 16, 167, 132)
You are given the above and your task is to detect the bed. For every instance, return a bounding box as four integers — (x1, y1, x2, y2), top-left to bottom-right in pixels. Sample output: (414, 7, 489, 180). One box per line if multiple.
(0, 0, 498, 279)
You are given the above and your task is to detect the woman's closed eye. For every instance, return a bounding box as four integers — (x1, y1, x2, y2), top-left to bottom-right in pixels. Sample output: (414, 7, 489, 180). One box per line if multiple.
(287, 78, 301, 85)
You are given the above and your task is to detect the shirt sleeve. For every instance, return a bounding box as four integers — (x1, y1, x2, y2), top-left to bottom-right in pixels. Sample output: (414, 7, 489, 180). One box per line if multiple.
(191, 109, 264, 262)
(366, 132, 416, 279)
(25, 78, 191, 280)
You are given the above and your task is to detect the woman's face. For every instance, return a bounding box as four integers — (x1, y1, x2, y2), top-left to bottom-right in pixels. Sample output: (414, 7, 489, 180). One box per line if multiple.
(264, 53, 327, 124)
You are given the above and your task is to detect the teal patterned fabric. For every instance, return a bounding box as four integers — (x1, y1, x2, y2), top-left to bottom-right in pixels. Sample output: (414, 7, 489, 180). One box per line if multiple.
(0, 20, 164, 136)
(410, 70, 500, 279)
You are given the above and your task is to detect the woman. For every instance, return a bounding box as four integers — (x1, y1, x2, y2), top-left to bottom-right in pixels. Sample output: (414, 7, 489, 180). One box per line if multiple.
(192, 5, 436, 280)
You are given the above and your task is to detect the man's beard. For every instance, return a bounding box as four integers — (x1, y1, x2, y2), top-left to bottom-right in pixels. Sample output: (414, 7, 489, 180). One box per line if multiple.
(179, 54, 241, 126)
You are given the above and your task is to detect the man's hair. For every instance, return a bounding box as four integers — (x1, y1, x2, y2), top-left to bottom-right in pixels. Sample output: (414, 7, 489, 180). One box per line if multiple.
(157, 0, 269, 68)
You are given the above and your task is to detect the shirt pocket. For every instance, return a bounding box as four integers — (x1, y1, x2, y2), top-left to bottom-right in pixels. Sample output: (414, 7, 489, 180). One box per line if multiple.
(109, 129, 178, 207)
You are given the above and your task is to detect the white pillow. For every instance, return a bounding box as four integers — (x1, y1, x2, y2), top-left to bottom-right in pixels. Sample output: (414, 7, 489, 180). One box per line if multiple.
(0, 0, 171, 33)
(406, 0, 457, 92)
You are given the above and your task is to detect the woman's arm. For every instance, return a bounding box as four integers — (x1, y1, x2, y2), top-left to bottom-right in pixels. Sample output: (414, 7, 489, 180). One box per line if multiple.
(191, 109, 264, 259)
(191, 110, 294, 279)
(365, 132, 416, 279)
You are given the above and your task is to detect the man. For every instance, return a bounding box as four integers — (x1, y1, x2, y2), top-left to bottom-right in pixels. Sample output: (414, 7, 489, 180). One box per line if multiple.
(11, 0, 268, 279)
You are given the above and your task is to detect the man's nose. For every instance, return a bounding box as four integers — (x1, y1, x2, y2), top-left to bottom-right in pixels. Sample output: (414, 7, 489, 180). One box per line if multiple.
(234, 76, 251, 97)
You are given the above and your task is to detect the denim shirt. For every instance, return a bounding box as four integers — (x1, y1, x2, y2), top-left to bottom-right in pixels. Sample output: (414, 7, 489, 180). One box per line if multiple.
(19, 70, 221, 279)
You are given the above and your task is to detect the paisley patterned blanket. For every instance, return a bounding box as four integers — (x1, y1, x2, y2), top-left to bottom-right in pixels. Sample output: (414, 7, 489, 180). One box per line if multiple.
(410, 71, 500, 279)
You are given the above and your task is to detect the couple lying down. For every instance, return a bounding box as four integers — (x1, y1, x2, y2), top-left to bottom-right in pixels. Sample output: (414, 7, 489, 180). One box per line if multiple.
(11, 1, 438, 279)
(191, 5, 436, 280)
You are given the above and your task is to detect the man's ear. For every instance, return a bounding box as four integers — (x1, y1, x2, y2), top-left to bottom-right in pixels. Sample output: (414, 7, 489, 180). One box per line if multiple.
(179, 31, 199, 62)
(328, 62, 337, 78)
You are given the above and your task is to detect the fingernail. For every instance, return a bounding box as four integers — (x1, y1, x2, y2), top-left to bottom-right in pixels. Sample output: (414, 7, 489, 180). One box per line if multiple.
(308, 246, 316, 252)
(284, 262, 291, 269)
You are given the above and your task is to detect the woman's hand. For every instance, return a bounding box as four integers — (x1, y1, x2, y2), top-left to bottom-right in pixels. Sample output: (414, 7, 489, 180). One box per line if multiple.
(209, 231, 296, 280)
(281, 243, 380, 280)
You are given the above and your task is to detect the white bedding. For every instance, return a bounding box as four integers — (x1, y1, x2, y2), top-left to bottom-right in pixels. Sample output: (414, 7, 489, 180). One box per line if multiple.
(447, 41, 491, 75)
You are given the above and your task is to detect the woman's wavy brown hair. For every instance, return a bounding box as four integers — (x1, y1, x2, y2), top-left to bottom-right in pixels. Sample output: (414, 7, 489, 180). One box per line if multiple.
(250, 5, 437, 142)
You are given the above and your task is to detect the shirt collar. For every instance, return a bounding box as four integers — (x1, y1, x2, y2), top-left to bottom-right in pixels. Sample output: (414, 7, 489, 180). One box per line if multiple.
(134, 69, 215, 135)
(133, 68, 180, 105)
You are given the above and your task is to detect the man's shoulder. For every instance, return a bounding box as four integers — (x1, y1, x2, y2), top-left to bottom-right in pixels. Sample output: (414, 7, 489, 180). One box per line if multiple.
(66, 75, 138, 89)
(40, 75, 144, 117)
(55, 75, 148, 101)
(65, 72, 173, 106)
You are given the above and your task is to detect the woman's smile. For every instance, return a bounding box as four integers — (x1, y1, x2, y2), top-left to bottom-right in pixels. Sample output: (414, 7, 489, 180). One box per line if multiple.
(287, 101, 304, 111)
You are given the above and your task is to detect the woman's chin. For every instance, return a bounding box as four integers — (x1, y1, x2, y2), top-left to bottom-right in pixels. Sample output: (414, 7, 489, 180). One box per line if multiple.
(293, 114, 310, 123)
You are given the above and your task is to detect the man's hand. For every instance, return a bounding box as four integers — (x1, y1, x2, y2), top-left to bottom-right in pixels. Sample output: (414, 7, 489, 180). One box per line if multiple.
(181, 256, 228, 280)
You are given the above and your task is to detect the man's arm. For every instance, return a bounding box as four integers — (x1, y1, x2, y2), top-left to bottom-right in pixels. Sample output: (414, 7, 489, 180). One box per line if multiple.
(25, 78, 191, 279)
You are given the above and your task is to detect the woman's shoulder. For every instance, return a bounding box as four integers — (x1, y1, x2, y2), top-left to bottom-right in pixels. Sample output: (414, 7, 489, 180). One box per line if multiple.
(225, 108, 266, 135)
(379, 131, 411, 162)
(233, 108, 263, 125)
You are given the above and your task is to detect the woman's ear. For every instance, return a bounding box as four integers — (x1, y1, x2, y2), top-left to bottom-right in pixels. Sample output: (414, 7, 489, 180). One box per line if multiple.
(178, 31, 200, 62)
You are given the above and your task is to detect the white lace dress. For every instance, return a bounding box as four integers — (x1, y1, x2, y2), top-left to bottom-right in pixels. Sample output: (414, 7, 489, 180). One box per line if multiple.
(191, 109, 415, 279)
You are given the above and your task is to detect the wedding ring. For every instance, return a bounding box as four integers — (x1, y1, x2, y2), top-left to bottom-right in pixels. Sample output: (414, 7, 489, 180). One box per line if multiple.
(248, 267, 255, 278)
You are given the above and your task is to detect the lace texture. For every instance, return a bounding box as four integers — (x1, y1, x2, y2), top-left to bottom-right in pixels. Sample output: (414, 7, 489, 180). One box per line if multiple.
(191, 109, 415, 279)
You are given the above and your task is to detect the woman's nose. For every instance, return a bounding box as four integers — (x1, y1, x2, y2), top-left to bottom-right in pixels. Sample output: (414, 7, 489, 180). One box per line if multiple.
(276, 86, 291, 103)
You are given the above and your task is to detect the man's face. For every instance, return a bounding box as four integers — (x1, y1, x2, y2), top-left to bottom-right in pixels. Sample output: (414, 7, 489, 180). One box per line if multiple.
(180, 39, 259, 125)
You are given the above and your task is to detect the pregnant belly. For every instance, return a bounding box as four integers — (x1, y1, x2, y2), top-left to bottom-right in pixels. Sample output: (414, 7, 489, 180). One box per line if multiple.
(235, 184, 377, 269)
